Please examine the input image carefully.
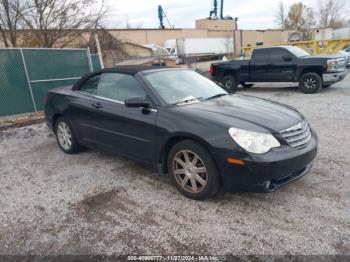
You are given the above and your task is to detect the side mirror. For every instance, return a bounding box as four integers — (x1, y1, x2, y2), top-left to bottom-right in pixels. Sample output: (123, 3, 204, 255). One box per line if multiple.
(282, 55, 292, 62)
(125, 97, 150, 108)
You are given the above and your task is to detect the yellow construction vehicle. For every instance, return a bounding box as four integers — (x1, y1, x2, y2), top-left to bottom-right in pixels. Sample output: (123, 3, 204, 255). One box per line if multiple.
(243, 38, 350, 57)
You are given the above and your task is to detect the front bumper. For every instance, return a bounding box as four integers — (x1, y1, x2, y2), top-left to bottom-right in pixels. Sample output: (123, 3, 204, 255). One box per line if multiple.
(213, 132, 318, 193)
(323, 70, 347, 84)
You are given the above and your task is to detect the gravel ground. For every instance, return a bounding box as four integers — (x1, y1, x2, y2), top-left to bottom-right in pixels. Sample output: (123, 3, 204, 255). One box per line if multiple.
(0, 75, 349, 256)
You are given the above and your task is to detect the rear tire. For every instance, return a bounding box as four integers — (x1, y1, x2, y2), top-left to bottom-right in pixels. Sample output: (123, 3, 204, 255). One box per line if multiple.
(299, 73, 322, 94)
(222, 75, 238, 93)
(54, 117, 81, 154)
(167, 140, 220, 200)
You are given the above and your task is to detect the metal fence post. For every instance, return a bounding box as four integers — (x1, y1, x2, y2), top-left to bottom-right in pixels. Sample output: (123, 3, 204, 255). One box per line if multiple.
(87, 47, 93, 72)
(94, 34, 104, 69)
(20, 48, 37, 112)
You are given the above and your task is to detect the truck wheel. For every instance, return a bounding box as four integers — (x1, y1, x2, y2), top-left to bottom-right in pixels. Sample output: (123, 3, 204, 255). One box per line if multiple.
(222, 75, 238, 92)
(299, 73, 322, 94)
(241, 82, 254, 88)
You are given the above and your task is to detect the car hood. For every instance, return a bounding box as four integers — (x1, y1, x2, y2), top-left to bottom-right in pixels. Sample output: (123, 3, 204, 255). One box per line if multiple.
(173, 94, 303, 133)
(301, 55, 339, 60)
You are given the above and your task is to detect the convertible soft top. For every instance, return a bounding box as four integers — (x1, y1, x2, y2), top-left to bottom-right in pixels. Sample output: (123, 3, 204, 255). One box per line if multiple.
(72, 65, 173, 90)
(96, 65, 172, 75)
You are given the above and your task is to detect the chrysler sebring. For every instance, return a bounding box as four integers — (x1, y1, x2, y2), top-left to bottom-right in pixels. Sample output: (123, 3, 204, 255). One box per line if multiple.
(44, 67, 318, 200)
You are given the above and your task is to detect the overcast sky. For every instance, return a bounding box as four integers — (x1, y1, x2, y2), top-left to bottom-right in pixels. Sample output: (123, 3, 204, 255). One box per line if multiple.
(104, 0, 323, 29)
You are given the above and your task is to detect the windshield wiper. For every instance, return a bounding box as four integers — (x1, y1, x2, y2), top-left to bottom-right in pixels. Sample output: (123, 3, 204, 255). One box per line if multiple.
(172, 96, 202, 106)
(206, 93, 228, 100)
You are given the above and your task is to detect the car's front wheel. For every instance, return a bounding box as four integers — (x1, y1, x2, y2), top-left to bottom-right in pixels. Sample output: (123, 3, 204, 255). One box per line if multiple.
(299, 73, 322, 94)
(54, 117, 81, 154)
(168, 140, 220, 200)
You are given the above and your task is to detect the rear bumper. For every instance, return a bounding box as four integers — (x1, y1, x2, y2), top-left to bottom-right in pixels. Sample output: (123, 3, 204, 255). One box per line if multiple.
(213, 131, 318, 193)
(323, 70, 347, 83)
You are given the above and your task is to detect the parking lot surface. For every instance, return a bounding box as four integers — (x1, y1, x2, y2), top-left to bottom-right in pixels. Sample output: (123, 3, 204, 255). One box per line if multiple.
(0, 75, 349, 255)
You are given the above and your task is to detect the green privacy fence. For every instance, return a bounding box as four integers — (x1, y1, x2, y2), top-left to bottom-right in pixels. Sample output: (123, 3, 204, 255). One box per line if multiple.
(0, 48, 102, 116)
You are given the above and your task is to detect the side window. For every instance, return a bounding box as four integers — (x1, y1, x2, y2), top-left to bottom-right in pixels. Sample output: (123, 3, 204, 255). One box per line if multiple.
(97, 73, 146, 103)
(270, 48, 291, 62)
(252, 49, 270, 64)
(79, 75, 101, 95)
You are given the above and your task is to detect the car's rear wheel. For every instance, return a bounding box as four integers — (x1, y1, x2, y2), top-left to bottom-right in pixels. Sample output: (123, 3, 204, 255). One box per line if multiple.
(168, 140, 220, 200)
(299, 73, 322, 94)
(222, 75, 238, 92)
(54, 117, 81, 154)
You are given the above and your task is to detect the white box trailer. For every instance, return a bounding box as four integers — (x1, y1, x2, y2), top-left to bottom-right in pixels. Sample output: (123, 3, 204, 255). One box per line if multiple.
(164, 38, 234, 57)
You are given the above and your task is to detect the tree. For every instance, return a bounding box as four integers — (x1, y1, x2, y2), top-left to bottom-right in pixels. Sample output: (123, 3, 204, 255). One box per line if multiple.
(82, 28, 129, 58)
(275, 1, 286, 30)
(283, 2, 316, 40)
(0, 0, 24, 47)
(317, 0, 347, 29)
(303, 7, 316, 39)
(284, 2, 305, 31)
(20, 0, 107, 47)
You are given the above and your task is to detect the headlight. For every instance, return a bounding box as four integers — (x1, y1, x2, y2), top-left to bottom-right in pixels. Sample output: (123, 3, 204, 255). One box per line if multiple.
(327, 59, 338, 72)
(228, 127, 280, 154)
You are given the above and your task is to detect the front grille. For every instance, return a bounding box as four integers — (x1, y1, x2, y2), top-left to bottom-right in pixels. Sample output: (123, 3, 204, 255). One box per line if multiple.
(336, 57, 347, 70)
(280, 121, 311, 148)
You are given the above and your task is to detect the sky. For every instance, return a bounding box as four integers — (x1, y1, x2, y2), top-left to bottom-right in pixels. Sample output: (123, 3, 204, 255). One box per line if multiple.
(103, 0, 320, 30)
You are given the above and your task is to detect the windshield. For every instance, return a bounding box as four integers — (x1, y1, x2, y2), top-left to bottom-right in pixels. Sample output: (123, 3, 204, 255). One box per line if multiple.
(144, 70, 228, 105)
(284, 46, 310, 57)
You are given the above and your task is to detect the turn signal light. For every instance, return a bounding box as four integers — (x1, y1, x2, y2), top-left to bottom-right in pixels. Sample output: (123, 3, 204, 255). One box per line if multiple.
(227, 157, 245, 166)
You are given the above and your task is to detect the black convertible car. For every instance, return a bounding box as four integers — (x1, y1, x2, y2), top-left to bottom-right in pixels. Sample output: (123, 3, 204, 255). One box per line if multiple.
(44, 66, 318, 200)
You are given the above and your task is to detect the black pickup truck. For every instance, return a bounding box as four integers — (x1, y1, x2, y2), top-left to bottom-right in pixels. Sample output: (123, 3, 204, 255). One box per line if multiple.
(210, 46, 347, 94)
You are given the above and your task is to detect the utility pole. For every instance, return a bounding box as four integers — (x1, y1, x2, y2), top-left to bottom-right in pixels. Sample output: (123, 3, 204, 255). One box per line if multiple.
(240, 29, 243, 57)
(94, 33, 104, 69)
(234, 17, 238, 57)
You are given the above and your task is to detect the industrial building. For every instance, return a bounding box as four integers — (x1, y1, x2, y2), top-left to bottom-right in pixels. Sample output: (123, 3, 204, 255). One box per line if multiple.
(108, 20, 295, 56)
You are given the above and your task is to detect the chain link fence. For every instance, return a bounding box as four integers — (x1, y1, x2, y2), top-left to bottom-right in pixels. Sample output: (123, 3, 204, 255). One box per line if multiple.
(0, 48, 102, 117)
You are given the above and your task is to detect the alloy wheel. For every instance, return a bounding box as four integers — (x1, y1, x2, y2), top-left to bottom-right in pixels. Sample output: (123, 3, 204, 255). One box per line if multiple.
(172, 150, 208, 194)
(57, 122, 72, 151)
(224, 79, 233, 89)
(304, 77, 317, 89)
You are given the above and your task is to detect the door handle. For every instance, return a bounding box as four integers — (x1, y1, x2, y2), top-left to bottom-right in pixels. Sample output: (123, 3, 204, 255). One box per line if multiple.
(91, 102, 103, 109)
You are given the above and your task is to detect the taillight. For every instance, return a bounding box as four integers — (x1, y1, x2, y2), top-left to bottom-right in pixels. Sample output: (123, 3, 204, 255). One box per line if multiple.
(43, 95, 48, 105)
(209, 64, 214, 76)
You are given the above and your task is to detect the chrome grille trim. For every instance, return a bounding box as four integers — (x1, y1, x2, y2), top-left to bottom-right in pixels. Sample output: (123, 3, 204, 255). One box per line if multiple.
(280, 121, 312, 148)
(281, 123, 308, 138)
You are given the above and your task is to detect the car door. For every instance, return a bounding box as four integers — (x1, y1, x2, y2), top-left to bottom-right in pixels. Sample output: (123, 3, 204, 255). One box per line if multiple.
(268, 48, 296, 81)
(250, 49, 271, 81)
(82, 72, 157, 163)
(66, 73, 103, 143)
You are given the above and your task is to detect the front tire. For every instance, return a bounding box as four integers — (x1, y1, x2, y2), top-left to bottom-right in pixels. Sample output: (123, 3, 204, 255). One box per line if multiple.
(222, 75, 238, 93)
(54, 117, 81, 154)
(167, 140, 220, 200)
(299, 73, 322, 94)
